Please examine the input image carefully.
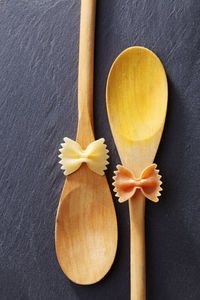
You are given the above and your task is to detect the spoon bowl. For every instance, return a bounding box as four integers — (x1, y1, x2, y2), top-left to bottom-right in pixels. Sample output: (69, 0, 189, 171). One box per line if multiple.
(56, 164, 117, 285)
(107, 47, 167, 175)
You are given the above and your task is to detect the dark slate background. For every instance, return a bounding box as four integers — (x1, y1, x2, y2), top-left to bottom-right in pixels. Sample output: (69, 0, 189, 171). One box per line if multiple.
(0, 0, 200, 299)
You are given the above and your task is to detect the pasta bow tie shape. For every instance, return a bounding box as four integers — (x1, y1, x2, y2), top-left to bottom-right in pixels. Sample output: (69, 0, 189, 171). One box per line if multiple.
(113, 164, 162, 203)
(58, 137, 109, 176)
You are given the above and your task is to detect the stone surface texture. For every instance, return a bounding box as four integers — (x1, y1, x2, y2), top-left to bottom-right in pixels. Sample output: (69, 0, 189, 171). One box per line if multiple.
(0, 0, 200, 299)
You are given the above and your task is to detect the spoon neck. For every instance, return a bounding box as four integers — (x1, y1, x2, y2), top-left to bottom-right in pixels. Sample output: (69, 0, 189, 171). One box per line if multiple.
(76, 113, 94, 148)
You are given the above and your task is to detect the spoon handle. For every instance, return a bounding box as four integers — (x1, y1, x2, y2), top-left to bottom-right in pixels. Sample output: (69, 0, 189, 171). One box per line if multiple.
(76, 0, 96, 148)
(129, 191, 146, 300)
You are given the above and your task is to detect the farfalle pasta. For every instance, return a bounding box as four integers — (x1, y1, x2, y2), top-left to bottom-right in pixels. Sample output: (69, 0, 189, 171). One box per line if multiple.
(58, 137, 109, 176)
(113, 164, 162, 203)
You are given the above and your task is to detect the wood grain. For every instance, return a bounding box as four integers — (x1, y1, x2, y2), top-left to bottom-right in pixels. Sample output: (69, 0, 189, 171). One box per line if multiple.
(55, 0, 118, 285)
(106, 47, 168, 299)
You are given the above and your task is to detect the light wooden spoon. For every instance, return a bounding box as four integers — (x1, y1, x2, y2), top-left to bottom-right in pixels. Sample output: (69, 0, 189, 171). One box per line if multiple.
(55, 0, 118, 285)
(106, 47, 168, 299)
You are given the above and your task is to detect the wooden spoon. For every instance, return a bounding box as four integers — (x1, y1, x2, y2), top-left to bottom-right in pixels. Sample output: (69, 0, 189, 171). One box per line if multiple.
(106, 47, 168, 299)
(55, 0, 118, 285)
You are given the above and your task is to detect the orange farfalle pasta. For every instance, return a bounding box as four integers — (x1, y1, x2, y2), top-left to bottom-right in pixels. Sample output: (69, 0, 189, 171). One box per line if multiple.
(113, 164, 162, 203)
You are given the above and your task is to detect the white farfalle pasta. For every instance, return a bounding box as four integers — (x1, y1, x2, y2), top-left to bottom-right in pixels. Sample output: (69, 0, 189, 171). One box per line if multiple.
(58, 137, 109, 176)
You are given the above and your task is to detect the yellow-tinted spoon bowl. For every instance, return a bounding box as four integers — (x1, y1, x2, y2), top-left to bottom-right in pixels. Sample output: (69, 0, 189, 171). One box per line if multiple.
(106, 47, 168, 299)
